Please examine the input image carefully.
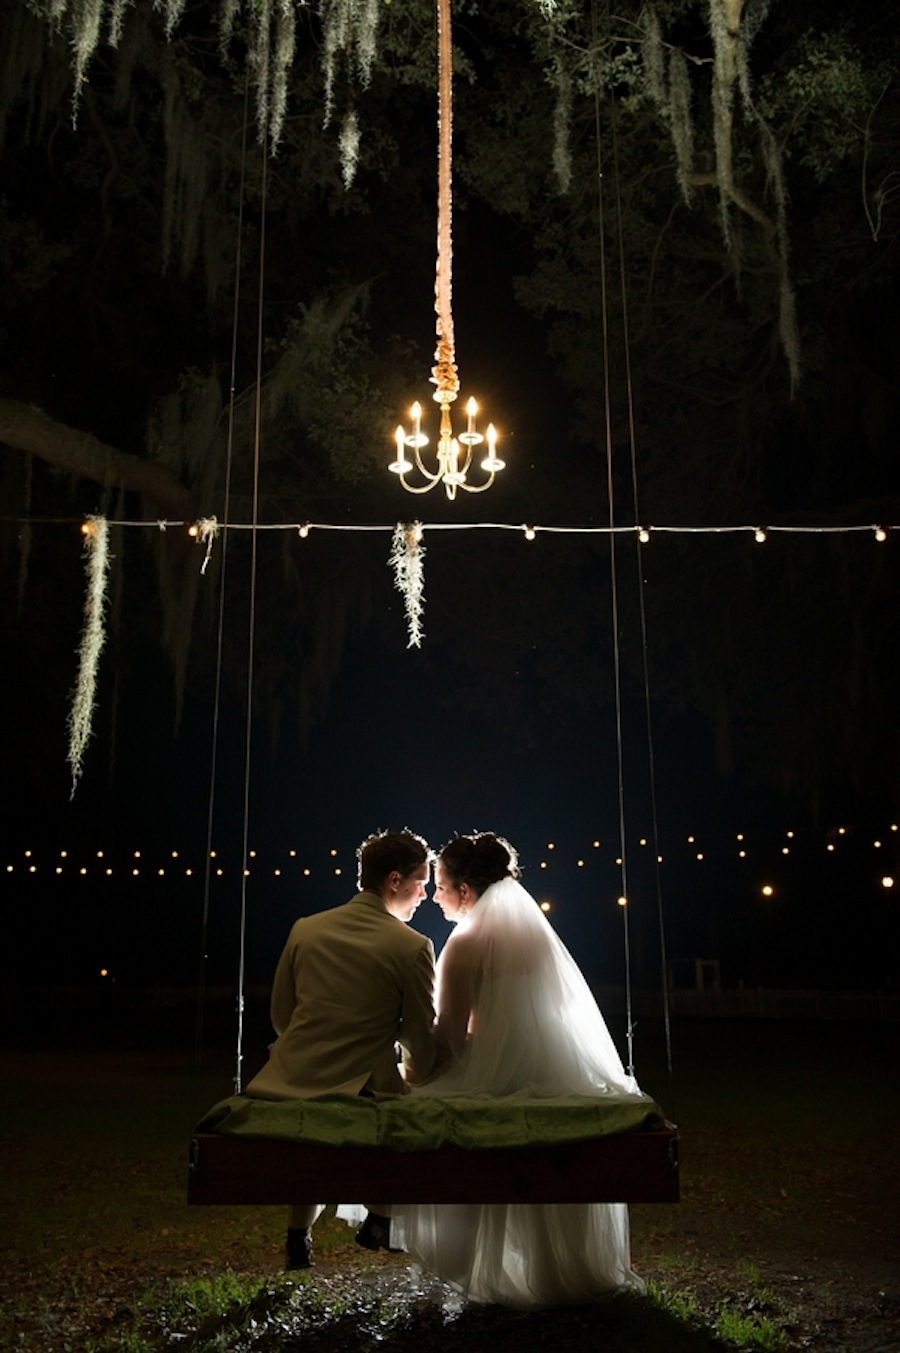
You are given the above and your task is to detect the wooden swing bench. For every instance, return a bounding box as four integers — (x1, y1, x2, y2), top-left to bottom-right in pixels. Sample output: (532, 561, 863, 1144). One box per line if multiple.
(187, 1092, 679, 1206)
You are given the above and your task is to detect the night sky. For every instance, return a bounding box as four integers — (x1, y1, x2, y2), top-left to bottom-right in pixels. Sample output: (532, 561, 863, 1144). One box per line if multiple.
(1, 1, 898, 1000)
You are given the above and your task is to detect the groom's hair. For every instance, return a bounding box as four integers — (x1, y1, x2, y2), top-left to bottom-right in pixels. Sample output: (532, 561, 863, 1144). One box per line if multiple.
(357, 829, 430, 890)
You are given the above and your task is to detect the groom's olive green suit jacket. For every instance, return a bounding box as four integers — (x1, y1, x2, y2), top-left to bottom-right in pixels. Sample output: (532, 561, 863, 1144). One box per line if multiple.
(245, 890, 436, 1099)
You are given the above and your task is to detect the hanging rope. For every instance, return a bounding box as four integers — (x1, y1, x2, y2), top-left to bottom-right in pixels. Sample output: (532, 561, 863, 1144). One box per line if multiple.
(231, 127, 271, 1097)
(193, 68, 252, 1102)
(431, 0, 459, 401)
(607, 74, 675, 1093)
(590, 2, 636, 1081)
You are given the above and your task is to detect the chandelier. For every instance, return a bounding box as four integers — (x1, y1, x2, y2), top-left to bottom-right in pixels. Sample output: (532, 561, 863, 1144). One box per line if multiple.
(389, 0, 505, 500)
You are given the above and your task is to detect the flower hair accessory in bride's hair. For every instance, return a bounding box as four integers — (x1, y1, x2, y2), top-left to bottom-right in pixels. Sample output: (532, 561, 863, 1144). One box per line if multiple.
(439, 831, 520, 899)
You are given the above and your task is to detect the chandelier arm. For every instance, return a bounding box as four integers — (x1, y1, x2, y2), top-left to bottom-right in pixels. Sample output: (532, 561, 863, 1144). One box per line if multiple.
(398, 476, 445, 494)
(458, 473, 496, 493)
(412, 446, 442, 481)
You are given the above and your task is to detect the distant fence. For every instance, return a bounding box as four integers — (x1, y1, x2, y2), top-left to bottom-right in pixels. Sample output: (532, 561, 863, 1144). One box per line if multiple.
(2, 983, 898, 1022)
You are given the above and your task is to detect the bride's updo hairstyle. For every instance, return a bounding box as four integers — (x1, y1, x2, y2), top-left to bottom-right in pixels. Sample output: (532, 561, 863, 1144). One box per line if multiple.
(439, 832, 520, 899)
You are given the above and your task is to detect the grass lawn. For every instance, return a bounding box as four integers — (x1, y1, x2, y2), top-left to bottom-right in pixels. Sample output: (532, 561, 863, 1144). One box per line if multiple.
(1, 1008, 898, 1351)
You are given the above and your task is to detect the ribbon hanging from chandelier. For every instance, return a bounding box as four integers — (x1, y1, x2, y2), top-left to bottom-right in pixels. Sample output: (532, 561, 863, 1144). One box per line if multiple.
(389, 0, 505, 499)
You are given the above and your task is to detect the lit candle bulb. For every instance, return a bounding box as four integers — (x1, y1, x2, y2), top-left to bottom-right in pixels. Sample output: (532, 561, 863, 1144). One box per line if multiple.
(411, 401, 422, 442)
(482, 423, 504, 472)
(466, 396, 477, 434)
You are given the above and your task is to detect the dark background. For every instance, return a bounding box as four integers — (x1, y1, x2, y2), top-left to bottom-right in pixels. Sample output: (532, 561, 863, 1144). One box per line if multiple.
(1, 1, 898, 997)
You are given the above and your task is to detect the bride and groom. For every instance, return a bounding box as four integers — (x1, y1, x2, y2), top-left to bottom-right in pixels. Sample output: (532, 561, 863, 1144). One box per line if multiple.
(245, 828, 650, 1306)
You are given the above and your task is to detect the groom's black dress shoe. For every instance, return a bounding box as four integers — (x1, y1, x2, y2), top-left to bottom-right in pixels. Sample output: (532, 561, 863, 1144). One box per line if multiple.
(355, 1211, 401, 1252)
(284, 1226, 314, 1270)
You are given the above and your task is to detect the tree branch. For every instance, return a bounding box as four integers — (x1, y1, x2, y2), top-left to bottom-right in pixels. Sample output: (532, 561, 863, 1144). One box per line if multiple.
(0, 399, 196, 519)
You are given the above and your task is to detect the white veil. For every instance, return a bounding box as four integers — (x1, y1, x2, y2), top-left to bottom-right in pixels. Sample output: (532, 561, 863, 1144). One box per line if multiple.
(417, 876, 644, 1102)
(393, 877, 649, 1305)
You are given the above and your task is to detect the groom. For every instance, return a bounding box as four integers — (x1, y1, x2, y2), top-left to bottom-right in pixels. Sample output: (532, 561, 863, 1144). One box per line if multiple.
(245, 828, 436, 1269)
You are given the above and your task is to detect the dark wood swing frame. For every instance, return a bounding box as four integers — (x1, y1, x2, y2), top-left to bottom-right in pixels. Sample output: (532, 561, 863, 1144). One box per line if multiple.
(187, 1119, 679, 1207)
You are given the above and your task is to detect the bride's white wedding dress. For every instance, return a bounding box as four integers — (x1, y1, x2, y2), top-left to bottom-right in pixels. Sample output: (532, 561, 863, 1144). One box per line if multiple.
(392, 876, 653, 1307)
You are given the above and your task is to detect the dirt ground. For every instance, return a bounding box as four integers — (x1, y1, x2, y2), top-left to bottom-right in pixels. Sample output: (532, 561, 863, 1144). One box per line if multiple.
(2, 1014, 898, 1351)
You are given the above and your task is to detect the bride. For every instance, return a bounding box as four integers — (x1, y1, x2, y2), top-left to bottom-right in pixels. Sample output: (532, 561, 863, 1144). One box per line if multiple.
(392, 832, 652, 1307)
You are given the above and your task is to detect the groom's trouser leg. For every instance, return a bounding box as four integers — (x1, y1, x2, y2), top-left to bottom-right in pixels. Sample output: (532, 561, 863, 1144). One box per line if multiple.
(289, 1203, 324, 1229)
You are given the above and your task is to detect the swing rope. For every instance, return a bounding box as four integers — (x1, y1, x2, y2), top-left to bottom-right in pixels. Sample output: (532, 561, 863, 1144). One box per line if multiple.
(232, 125, 270, 1096)
(590, 12, 636, 1081)
(193, 69, 252, 1099)
(606, 72, 676, 1095)
(591, 0, 673, 1086)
